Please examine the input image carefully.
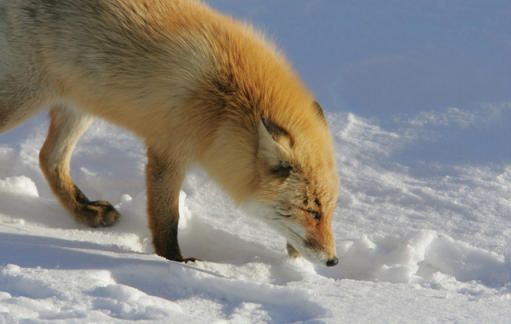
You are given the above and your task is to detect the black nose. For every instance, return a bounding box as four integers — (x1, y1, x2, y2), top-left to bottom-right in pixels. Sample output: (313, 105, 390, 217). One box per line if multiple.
(326, 257, 339, 267)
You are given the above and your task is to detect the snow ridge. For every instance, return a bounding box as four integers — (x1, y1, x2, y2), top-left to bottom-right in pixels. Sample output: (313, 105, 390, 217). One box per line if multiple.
(1, 110, 511, 322)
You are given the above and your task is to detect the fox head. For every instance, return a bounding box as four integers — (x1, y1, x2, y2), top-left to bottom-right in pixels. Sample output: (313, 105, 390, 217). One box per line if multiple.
(249, 102, 339, 267)
(190, 16, 339, 266)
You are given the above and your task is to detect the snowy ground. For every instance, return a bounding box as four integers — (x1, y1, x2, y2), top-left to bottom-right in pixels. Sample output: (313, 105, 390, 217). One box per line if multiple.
(1, 1, 511, 323)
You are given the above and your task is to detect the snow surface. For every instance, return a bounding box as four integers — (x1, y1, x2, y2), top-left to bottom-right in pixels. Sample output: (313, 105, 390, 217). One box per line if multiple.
(1, 1, 511, 323)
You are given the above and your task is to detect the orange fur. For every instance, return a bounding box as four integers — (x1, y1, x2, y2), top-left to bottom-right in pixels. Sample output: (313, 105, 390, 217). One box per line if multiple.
(0, 0, 339, 266)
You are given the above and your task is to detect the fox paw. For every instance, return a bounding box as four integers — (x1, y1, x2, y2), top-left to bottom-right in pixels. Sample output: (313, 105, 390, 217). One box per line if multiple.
(182, 257, 201, 263)
(162, 254, 202, 263)
(79, 200, 120, 227)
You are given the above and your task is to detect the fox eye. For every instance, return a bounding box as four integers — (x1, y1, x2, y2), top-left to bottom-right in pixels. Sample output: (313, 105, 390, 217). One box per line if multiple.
(308, 210, 321, 221)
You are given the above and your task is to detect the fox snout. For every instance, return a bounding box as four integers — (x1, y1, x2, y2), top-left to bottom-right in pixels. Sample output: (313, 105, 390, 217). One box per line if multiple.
(297, 237, 339, 267)
(326, 256, 339, 267)
(308, 246, 339, 267)
(302, 231, 339, 267)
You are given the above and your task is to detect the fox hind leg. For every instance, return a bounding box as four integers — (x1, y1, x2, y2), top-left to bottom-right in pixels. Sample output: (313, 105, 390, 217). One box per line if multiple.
(39, 105, 120, 227)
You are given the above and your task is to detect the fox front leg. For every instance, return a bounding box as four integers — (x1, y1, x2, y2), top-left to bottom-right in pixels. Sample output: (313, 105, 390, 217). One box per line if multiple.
(287, 242, 301, 258)
(145, 149, 198, 262)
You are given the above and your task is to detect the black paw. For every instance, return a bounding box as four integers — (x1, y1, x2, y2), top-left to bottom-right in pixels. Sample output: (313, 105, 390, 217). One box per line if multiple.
(80, 200, 120, 227)
(182, 257, 202, 263)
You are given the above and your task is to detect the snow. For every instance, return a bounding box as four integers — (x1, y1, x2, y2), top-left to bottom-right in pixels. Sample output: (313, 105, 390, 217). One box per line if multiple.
(1, 1, 511, 323)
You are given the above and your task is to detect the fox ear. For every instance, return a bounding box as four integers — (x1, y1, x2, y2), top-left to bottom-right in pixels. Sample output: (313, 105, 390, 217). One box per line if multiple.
(313, 101, 326, 123)
(258, 118, 292, 169)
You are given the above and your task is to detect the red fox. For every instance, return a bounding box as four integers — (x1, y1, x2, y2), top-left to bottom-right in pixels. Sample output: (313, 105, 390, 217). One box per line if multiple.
(0, 0, 339, 266)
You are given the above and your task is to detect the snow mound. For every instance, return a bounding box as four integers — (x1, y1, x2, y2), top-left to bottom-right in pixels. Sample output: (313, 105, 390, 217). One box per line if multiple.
(320, 231, 510, 288)
(0, 176, 39, 198)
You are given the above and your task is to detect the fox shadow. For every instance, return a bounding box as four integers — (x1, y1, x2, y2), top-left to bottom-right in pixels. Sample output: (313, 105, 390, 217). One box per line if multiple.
(0, 231, 326, 323)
